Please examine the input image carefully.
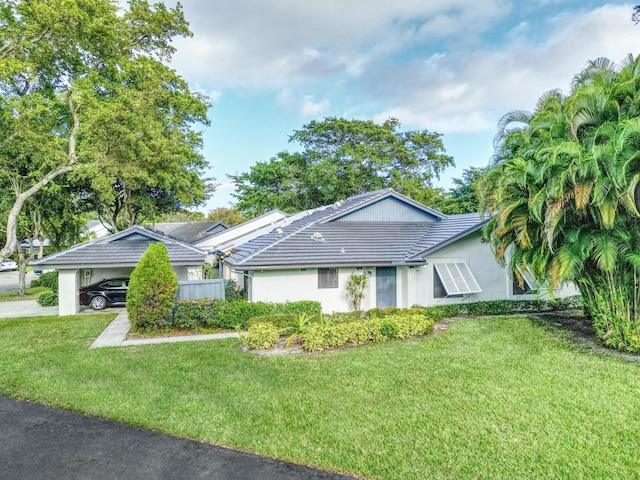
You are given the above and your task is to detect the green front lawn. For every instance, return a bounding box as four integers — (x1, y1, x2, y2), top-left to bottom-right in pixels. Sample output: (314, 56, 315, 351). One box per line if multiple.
(1, 313, 639, 479)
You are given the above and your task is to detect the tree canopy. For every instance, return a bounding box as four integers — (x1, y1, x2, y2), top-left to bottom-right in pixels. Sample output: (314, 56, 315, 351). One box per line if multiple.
(0, 0, 211, 256)
(230, 117, 453, 217)
(480, 55, 640, 352)
(206, 207, 247, 227)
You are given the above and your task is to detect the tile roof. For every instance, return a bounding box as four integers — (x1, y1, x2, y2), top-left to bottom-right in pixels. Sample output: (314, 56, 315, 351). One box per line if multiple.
(32, 225, 206, 269)
(193, 210, 288, 251)
(225, 190, 488, 270)
(152, 221, 226, 244)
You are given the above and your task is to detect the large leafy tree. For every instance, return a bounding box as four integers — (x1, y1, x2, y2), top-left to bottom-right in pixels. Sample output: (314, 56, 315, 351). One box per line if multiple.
(437, 166, 487, 214)
(230, 117, 453, 216)
(206, 207, 247, 227)
(481, 55, 640, 352)
(0, 0, 210, 255)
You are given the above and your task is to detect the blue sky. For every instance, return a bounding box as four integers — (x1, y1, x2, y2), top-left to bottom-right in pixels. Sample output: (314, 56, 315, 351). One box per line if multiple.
(163, 1, 640, 213)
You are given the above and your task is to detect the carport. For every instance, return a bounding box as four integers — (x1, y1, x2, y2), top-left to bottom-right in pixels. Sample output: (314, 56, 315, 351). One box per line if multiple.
(31, 226, 206, 315)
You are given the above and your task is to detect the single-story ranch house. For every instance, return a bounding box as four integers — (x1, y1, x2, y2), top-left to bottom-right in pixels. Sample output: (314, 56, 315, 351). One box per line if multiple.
(224, 189, 576, 312)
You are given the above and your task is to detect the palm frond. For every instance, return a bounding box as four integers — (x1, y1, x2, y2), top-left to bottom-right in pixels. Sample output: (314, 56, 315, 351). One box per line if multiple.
(591, 234, 619, 272)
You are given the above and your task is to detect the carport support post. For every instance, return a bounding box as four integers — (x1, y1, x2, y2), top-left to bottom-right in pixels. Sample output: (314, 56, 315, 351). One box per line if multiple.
(58, 269, 80, 316)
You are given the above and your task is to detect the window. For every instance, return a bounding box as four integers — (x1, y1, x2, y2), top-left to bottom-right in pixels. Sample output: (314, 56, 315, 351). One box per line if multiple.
(433, 268, 448, 298)
(512, 268, 539, 295)
(318, 268, 338, 288)
(433, 262, 482, 298)
(102, 280, 126, 289)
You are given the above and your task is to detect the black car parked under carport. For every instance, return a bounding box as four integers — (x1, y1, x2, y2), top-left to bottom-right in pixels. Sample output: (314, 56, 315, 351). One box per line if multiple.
(79, 278, 129, 310)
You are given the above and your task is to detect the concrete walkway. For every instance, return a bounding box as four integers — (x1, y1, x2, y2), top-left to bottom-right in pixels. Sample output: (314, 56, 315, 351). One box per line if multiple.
(90, 310, 240, 349)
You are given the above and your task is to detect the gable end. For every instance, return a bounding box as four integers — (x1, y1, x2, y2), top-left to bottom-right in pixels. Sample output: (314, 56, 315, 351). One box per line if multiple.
(333, 197, 440, 223)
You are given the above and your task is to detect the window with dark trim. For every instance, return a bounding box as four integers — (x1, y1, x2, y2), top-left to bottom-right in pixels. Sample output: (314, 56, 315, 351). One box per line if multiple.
(512, 269, 539, 295)
(433, 268, 447, 298)
(433, 262, 481, 298)
(318, 268, 338, 288)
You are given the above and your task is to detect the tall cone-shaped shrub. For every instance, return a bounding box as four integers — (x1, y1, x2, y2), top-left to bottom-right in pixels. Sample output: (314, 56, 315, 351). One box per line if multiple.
(128, 242, 178, 333)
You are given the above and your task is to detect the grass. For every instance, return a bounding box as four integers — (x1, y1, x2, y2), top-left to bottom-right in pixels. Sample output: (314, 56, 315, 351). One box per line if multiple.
(1, 313, 639, 479)
(0, 286, 50, 301)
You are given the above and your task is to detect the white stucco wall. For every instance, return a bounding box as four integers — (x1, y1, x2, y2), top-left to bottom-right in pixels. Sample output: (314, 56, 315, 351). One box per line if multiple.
(418, 232, 577, 306)
(58, 269, 79, 316)
(250, 267, 378, 313)
(245, 232, 578, 312)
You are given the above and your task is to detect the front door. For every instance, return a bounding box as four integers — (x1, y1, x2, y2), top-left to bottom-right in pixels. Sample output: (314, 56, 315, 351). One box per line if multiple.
(376, 267, 397, 309)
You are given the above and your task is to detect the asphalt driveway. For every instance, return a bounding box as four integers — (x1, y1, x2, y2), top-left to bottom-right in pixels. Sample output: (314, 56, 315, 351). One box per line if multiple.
(0, 270, 36, 293)
(0, 396, 356, 480)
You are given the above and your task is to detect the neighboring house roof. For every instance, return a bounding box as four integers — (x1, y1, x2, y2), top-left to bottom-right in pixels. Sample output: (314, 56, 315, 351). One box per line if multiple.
(82, 220, 112, 240)
(31, 225, 206, 269)
(193, 210, 288, 252)
(225, 189, 488, 270)
(152, 221, 227, 244)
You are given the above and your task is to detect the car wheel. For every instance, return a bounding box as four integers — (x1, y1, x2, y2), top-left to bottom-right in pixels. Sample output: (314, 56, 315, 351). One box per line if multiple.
(90, 296, 107, 310)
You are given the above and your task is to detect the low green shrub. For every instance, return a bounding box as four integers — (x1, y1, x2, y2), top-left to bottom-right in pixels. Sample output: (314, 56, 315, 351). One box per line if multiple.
(413, 297, 582, 319)
(248, 314, 299, 330)
(173, 299, 322, 331)
(325, 310, 369, 323)
(31, 270, 58, 290)
(224, 280, 246, 301)
(302, 314, 435, 352)
(548, 295, 582, 311)
(172, 298, 221, 332)
(37, 290, 58, 306)
(379, 321, 398, 339)
(240, 322, 279, 350)
(276, 300, 322, 316)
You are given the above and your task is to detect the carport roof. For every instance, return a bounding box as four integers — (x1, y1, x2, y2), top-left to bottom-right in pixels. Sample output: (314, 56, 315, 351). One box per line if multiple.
(31, 225, 206, 269)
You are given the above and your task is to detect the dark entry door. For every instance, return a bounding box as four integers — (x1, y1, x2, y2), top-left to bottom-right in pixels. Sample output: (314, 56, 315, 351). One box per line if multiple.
(376, 267, 397, 309)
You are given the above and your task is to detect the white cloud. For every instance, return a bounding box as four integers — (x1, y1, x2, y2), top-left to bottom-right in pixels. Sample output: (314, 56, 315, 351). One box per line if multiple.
(167, 0, 510, 88)
(165, 2, 639, 136)
(301, 95, 330, 117)
(214, 181, 237, 191)
(371, 4, 640, 134)
(276, 89, 329, 118)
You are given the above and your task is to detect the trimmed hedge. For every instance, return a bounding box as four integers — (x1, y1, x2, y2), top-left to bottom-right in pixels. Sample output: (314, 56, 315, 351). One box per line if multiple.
(173, 299, 322, 332)
(414, 296, 582, 320)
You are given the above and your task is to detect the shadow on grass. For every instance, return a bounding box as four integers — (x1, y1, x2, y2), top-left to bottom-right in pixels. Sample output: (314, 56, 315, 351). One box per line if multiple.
(531, 310, 640, 362)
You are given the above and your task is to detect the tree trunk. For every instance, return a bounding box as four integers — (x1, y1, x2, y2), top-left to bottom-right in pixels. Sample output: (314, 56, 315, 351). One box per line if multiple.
(17, 249, 27, 296)
(0, 90, 79, 258)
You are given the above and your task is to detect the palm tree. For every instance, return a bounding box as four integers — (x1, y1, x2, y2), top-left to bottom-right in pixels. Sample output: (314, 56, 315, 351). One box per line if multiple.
(481, 55, 640, 352)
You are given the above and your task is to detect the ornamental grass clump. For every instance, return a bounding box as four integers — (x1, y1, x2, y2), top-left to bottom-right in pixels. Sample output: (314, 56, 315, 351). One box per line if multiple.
(127, 243, 178, 333)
